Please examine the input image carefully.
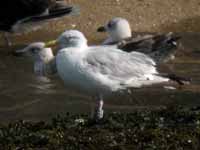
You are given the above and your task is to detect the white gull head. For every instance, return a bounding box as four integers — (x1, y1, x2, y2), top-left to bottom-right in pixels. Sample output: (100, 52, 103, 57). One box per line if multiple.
(97, 17, 132, 44)
(15, 42, 54, 62)
(57, 30, 88, 49)
(15, 42, 56, 76)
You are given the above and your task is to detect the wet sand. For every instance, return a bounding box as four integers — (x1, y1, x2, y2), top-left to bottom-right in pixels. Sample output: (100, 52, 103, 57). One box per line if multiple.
(1, 0, 200, 45)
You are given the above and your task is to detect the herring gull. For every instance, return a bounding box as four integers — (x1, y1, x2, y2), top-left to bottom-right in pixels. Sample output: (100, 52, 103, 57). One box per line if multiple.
(97, 17, 180, 63)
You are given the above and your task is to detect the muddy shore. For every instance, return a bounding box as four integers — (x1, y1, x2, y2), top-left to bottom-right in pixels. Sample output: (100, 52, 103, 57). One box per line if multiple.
(1, 106, 200, 150)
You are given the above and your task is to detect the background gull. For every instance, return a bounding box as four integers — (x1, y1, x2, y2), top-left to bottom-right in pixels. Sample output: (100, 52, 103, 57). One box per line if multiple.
(14, 42, 57, 76)
(14, 30, 190, 121)
(0, 0, 79, 46)
(97, 17, 180, 63)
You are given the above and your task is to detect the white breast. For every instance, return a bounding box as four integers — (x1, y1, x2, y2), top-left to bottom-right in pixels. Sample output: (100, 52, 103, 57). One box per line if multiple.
(55, 49, 94, 95)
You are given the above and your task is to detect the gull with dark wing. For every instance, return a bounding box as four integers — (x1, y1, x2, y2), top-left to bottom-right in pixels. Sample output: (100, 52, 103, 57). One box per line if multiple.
(0, 0, 79, 46)
(14, 30, 190, 121)
(97, 17, 180, 63)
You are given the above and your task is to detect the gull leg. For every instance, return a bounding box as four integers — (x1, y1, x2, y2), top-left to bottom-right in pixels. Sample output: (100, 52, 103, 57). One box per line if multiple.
(3, 33, 12, 47)
(92, 94, 104, 121)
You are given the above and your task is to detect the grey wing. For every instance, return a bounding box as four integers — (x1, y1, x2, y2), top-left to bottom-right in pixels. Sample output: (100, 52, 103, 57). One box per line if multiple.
(85, 47, 156, 80)
(117, 33, 180, 63)
(117, 35, 155, 53)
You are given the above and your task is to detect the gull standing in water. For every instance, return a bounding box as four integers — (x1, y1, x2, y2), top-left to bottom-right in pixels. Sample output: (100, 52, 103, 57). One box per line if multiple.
(14, 30, 189, 121)
(14, 42, 57, 76)
(97, 17, 180, 63)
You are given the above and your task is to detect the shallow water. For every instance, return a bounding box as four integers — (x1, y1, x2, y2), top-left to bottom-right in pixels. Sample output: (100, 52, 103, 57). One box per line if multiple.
(0, 32, 199, 123)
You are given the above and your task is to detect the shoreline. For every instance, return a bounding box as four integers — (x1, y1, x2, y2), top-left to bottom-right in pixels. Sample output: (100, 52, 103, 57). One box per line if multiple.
(1, 106, 200, 149)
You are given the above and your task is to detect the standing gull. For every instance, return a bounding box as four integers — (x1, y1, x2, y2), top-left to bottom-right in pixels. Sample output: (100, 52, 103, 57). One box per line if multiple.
(15, 30, 189, 121)
(0, 0, 79, 46)
(97, 17, 180, 63)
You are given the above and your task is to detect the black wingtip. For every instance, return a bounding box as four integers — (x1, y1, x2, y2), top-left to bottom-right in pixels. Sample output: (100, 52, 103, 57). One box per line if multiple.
(64, 5, 80, 16)
(24, 5, 80, 23)
(166, 33, 181, 47)
(162, 73, 192, 85)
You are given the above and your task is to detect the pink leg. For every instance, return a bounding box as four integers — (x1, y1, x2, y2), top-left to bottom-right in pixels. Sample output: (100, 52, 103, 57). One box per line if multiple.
(92, 95, 104, 120)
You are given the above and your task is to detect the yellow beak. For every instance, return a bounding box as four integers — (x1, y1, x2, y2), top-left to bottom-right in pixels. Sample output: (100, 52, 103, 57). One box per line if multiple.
(45, 40, 58, 47)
